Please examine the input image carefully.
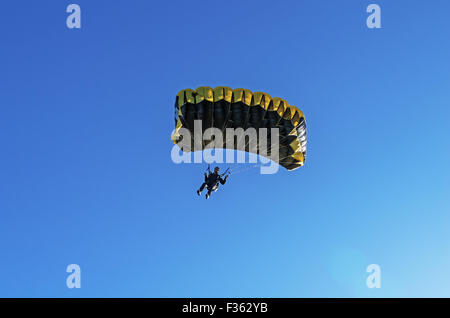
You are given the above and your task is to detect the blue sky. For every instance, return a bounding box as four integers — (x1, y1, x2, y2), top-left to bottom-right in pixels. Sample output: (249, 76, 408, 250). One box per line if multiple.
(1, 0, 449, 297)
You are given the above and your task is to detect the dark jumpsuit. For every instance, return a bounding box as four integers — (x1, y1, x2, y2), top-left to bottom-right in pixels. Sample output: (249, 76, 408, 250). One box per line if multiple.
(199, 172, 227, 196)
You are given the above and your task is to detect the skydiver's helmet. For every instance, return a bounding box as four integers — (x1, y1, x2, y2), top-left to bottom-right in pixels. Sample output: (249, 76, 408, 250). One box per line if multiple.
(214, 167, 220, 173)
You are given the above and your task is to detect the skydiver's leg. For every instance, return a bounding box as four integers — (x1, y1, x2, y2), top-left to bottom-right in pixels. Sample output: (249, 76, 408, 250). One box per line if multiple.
(197, 182, 207, 195)
(206, 187, 213, 199)
(199, 183, 207, 192)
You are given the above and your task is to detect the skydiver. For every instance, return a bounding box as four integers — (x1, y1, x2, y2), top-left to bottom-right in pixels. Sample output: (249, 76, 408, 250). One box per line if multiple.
(197, 166, 229, 199)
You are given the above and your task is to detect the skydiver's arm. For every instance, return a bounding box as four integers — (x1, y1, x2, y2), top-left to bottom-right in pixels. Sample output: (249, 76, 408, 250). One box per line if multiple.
(219, 175, 228, 185)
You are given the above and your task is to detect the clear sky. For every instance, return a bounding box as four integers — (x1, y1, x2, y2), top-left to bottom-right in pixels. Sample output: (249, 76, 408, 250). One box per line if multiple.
(1, 0, 449, 297)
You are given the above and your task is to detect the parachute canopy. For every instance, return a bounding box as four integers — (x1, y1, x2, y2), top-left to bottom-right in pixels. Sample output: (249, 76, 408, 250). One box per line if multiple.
(171, 86, 307, 170)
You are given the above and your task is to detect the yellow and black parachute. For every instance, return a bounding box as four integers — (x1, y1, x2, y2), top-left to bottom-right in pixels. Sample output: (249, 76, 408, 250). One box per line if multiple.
(171, 86, 307, 170)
